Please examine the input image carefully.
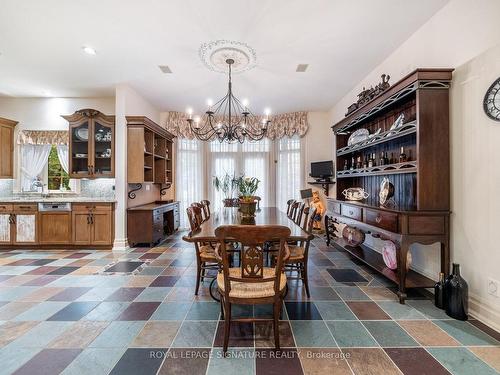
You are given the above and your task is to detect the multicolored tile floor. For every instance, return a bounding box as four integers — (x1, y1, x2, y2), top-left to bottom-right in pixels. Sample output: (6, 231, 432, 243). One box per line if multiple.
(0, 232, 499, 375)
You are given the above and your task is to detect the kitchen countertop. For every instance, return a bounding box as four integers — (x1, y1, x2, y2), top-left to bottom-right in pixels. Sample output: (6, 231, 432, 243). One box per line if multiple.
(0, 196, 116, 203)
(127, 201, 179, 211)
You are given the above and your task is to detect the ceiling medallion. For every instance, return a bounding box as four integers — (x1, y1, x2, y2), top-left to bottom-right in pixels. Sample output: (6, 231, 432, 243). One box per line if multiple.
(199, 40, 257, 74)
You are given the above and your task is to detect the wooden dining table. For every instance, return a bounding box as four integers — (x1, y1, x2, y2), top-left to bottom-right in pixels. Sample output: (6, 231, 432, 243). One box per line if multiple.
(182, 206, 313, 243)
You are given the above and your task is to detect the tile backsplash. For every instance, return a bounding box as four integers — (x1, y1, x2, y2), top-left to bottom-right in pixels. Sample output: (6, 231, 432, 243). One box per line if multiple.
(0, 180, 13, 197)
(80, 179, 115, 199)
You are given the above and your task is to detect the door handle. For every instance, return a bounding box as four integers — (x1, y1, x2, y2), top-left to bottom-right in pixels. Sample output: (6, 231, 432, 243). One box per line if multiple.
(87, 214, 91, 225)
(90, 213, 94, 225)
(8, 214, 13, 224)
(10, 214, 16, 224)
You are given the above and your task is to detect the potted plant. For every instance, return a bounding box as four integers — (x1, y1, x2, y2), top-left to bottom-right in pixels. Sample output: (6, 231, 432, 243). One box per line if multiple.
(213, 173, 239, 207)
(237, 176, 260, 217)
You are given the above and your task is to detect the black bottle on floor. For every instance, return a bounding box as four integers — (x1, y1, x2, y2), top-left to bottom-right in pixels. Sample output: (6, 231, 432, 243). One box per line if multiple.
(444, 263, 468, 320)
(434, 272, 445, 309)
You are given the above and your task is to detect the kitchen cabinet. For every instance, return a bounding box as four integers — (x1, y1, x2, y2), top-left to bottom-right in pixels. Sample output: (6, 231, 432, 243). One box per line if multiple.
(0, 204, 37, 244)
(62, 109, 115, 179)
(127, 201, 180, 247)
(72, 203, 113, 245)
(0, 117, 18, 179)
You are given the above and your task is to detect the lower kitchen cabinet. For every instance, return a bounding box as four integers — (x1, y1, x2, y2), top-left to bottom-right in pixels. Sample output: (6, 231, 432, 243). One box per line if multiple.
(72, 203, 114, 246)
(39, 212, 71, 244)
(0, 204, 37, 245)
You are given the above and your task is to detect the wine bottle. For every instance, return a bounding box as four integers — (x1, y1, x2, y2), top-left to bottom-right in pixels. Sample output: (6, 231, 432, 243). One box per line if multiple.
(350, 156, 355, 170)
(372, 153, 376, 166)
(363, 155, 368, 169)
(368, 154, 373, 168)
(344, 159, 348, 170)
(445, 264, 468, 320)
(390, 152, 395, 164)
(399, 147, 407, 163)
(384, 151, 389, 165)
(434, 272, 445, 309)
(379, 152, 385, 166)
(356, 156, 362, 169)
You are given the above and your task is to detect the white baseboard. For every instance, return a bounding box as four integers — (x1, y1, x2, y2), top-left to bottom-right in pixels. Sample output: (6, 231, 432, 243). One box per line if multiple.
(112, 237, 129, 252)
(468, 293, 500, 332)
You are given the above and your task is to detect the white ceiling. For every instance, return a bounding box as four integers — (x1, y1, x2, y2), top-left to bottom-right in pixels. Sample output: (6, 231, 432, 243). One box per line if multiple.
(0, 0, 449, 114)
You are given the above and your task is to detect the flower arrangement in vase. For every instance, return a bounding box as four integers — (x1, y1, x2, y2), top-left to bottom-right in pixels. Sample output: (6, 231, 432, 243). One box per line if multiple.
(237, 176, 260, 217)
(213, 173, 239, 207)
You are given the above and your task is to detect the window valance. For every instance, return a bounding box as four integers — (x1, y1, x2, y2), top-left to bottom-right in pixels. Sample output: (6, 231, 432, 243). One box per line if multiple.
(163, 111, 309, 140)
(17, 130, 69, 145)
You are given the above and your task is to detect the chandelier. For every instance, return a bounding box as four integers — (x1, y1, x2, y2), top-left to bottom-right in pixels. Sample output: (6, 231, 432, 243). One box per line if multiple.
(186, 58, 271, 143)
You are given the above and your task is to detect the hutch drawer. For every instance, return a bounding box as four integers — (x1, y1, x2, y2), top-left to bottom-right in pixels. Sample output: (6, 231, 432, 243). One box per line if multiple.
(327, 200, 341, 215)
(364, 208, 398, 232)
(341, 204, 362, 221)
(0, 204, 13, 212)
(408, 215, 445, 235)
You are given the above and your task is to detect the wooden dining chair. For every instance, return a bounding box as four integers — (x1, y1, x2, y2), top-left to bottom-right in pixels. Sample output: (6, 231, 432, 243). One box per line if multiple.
(191, 202, 208, 223)
(286, 199, 295, 217)
(200, 200, 211, 220)
(214, 225, 290, 353)
(289, 201, 299, 220)
(278, 207, 316, 298)
(186, 206, 219, 295)
(253, 196, 261, 210)
(294, 202, 306, 225)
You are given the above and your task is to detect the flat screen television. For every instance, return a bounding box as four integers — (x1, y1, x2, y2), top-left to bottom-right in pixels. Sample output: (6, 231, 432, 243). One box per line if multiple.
(310, 160, 334, 181)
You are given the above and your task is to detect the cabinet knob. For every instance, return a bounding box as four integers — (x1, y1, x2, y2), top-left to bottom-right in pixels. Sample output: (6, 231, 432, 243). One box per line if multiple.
(349, 210, 354, 216)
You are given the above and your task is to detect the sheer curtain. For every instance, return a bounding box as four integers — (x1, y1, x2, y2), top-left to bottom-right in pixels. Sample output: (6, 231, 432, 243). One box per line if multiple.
(276, 136, 302, 211)
(21, 144, 52, 191)
(209, 141, 238, 211)
(56, 145, 69, 173)
(176, 139, 204, 228)
(241, 139, 271, 207)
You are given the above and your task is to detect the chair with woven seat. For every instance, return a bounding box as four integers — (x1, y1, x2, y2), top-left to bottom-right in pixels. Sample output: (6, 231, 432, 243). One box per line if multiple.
(286, 199, 295, 217)
(294, 202, 306, 225)
(278, 207, 316, 298)
(191, 202, 208, 223)
(186, 206, 219, 295)
(215, 225, 290, 353)
(200, 200, 211, 220)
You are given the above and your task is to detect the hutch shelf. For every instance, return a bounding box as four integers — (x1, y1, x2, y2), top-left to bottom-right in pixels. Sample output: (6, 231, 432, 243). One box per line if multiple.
(126, 116, 174, 186)
(325, 68, 453, 303)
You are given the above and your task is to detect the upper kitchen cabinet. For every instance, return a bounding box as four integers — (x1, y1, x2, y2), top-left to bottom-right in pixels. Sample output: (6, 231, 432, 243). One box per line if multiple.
(62, 109, 115, 179)
(0, 117, 18, 179)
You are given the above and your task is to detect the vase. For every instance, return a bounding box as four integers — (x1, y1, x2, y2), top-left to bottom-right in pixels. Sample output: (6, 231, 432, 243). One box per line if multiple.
(239, 201, 257, 218)
(445, 263, 468, 320)
(434, 272, 445, 309)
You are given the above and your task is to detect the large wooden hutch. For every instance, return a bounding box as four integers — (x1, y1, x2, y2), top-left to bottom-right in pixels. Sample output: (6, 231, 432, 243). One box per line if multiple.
(326, 69, 453, 303)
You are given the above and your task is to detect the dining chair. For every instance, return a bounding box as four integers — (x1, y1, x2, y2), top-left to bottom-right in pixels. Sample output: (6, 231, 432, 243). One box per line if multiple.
(289, 201, 299, 220)
(286, 199, 295, 217)
(279, 207, 316, 298)
(214, 225, 291, 353)
(200, 200, 211, 220)
(294, 202, 306, 225)
(186, 206, 219, 295)
(253, 196, 261, 210)
(191, 202, 208, 223)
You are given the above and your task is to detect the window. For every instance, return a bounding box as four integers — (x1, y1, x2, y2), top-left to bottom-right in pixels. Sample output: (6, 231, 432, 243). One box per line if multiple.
(276, 136, 302, 211)
(208, 139, 272, 211)
(47, 145, 70, 190)
(176, 139, 203, 227)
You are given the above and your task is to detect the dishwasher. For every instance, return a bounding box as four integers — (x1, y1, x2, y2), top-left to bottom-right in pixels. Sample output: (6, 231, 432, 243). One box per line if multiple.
(38, 202, 72, 211)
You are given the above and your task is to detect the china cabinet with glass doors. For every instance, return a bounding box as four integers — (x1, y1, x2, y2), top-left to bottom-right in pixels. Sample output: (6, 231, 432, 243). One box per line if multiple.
(62, 109, 115, 178)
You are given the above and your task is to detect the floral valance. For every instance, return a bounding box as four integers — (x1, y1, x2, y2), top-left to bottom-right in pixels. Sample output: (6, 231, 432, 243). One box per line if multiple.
(17, 131, 69, 145)
(164, 111, 309, 140)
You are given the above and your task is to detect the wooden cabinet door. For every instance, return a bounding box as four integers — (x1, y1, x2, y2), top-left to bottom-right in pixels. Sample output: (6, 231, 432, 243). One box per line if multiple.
(0, 213, 12, 244)
(39, 212, 71, 244)
(14, 214, 37, 244)
(69, 119, 91, 178)
(92, 119, 114, 178)
(72, 212, 92, 245)
(0, 124, 14, 178)
(91, 211, 113, 245)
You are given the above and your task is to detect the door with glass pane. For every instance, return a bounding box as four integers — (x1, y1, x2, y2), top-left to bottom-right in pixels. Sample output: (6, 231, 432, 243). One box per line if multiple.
(92, 119, 114, 177)
(69, 119, 91, 178)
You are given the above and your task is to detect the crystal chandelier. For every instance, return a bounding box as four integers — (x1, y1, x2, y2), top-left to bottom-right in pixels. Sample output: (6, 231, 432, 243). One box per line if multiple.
(186, 58, 271, 143)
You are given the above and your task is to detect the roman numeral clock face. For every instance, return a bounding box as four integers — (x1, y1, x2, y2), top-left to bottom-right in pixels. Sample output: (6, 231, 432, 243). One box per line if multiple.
(484, 78, 500, 121)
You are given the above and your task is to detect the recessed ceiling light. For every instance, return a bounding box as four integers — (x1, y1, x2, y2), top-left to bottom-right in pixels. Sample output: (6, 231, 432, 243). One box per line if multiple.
(82, 46, 96, 55)
(158, 65, 172, 74)
(264, 108, 271, 116)
(296, 64, 309, 72)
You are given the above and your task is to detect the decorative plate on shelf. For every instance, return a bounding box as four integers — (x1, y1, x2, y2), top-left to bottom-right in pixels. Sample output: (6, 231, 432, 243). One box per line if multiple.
(389, 113, 405, 130)
(382, 240, 412, 271)
(342, 187, 369, 201)
(75, 128, 88, 141)
(342, 226, 365, 247)
(379, 177, 395, 206)
(347, 128, 369, 146)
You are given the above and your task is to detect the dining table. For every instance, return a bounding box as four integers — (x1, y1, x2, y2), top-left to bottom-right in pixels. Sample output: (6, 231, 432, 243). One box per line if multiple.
(182, 206, 313, 243)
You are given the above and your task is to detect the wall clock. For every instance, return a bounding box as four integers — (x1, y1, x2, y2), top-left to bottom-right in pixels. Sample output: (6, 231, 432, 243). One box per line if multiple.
(483, 77, 500, 121)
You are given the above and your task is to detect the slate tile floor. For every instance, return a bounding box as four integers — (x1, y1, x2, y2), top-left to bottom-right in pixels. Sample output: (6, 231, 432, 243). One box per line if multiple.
(0, 233, 498, 375)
